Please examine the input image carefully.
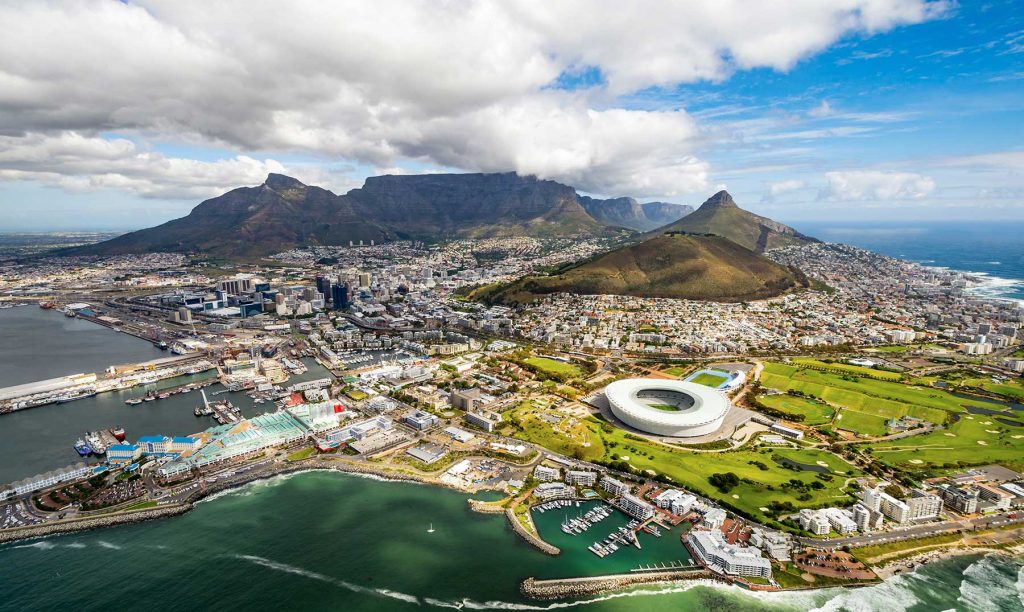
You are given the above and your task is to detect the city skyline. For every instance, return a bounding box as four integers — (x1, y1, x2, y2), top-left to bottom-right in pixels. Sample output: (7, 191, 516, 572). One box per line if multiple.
(1, 0, 1022, 230)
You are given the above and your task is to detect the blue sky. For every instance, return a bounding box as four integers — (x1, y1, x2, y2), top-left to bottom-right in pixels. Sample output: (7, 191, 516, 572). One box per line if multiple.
(0, 0, 1022, 230)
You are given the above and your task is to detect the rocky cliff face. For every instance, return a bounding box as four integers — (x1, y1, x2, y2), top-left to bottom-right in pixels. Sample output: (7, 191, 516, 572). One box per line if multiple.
(580, 196, 693, 231)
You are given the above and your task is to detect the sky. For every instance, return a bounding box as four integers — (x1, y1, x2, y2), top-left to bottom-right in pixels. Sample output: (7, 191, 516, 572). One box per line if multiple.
(0, 0, 1022, 231)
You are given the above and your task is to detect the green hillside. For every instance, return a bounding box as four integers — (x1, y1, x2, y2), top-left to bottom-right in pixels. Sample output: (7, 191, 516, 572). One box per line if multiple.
(472, 232, 810, 304)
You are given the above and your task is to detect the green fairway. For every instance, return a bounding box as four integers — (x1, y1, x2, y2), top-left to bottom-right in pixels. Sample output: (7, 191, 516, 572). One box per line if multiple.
(758, 393, 834, 425)
(791, 358, 903, 381)
(506, 402, 863, 524)
(835, 410, 888, 436)
(690, 372, 729, 387)
(864, 412, 1024, 472)
(523, 356, 583, 378)
(963, 377, 1024, 400)
(760, 362, 987, 422)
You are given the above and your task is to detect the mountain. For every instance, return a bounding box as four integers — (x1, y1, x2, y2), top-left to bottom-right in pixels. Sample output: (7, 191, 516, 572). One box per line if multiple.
(469, 232, 810, 305)
(579, 196, 693, 231)
(659, 190, 817, 253)
(347, 172, 607, 239)
(67, 174, 395, 258)
(67, 172, 625, 258)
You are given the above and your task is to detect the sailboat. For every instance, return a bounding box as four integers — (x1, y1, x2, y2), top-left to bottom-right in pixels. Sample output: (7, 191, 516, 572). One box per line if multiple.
(427, 523, 435, 533)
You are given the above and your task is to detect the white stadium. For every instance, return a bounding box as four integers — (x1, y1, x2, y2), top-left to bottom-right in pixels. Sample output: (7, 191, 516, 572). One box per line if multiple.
(604, 379, 731, 438)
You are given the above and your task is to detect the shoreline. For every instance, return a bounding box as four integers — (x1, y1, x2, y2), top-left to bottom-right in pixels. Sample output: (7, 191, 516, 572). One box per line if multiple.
(3, 456, 1019, 603)
(872, 543, 1023, 579)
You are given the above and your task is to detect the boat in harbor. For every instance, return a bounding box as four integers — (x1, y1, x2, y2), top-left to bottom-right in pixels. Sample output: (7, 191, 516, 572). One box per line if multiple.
(125, 397, 143, 405)
(112, 426, 126, 441)
(155, 341, 169, 350)
(73, 438, 92, 456)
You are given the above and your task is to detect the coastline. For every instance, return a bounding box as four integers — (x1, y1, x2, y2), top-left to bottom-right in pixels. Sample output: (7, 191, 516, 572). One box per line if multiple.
(872, 543, 1024, 579)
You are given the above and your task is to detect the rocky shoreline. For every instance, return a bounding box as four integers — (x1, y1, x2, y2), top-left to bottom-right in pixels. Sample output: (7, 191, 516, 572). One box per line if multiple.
(873, 544, 1018, 579)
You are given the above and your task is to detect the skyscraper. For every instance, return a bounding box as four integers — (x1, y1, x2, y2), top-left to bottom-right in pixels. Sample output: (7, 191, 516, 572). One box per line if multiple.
(331, 284, 350, 310)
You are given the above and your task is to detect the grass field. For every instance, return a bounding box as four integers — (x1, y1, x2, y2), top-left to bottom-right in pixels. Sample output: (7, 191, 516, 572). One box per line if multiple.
(792, 358, 903, 381)
(963, 377, 1024, 400)
(761, 362, 977, 423)
(690, 372, 729, 387)
(663, 366, 688, 377)
(647, 403, 681, 412)
(506, 400, 862, 523)
(864, 412, 1024, 472)
(852, 532, 962, 564)
(758, 393, 834, 425)
(835, 410, 888, 436)
(523, 357, 583, 378)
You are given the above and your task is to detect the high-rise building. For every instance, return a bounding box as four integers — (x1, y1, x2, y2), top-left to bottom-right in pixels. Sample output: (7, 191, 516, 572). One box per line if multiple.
(358, 272, 371, 288)
(331, 284, 350, 310)
(315, 276, 330, 299)
(907, 489, 942, 520)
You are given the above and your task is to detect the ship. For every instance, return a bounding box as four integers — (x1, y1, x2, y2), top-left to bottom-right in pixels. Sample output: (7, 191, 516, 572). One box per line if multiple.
(39, 301, 55, 310)
(74, 438, 92, 456)
(155, 341, 169, 350)
(86, 432, 106, 455)
(125, 398, 143, 405)
(170, 343, 190, 355)
(112, 426, 126, 441)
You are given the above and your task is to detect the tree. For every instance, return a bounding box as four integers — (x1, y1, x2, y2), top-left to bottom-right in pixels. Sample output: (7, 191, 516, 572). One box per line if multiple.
(708, 472, 740, 493)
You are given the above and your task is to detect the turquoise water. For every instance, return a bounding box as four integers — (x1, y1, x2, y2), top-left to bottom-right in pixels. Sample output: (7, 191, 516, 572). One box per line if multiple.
(1, 471, 1020, 611)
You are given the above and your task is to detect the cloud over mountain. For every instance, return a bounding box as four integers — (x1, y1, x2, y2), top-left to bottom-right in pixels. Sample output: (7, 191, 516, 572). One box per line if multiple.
(0, 0, 945, 200)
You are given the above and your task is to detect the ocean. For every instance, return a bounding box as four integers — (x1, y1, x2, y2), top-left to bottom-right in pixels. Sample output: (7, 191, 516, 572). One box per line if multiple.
(795, 221, 1024, 304)
(0, 471, 1020, 611)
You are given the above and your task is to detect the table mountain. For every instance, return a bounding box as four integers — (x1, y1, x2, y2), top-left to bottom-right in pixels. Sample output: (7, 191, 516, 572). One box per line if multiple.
(66, 172, 628, 258)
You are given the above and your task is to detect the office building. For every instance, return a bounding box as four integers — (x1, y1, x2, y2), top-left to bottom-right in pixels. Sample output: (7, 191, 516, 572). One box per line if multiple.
(464, 410, 501, 432)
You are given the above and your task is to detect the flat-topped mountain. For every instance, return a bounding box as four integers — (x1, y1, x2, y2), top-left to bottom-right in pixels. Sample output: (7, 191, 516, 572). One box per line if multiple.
(659, 190, 817, 252)
(579, 196, 693, 231)
(470, 231, 810, 305)
(67, 172, 634, 258)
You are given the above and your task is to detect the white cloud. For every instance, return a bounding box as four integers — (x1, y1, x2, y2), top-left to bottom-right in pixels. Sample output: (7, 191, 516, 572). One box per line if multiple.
(769, 179, 807, 195)
(0, 0, 945, 199)
(0, 132, 294, 200)
(822, 170, 936, 200)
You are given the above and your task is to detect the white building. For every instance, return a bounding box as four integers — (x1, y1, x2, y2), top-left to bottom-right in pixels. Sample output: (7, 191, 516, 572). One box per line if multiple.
(799, 509, 830, 535)
(619, 493, 655, 520)
(908, 489, 943, 520)
(702, 507, 727, 529)
(821, 507, 858, 534)
(600, 475, 629, 496)
(533, 465, 559, 482)
(851, 503, 874, 532)
(653, 489, 697, 516)
(5, 463, 93, 498)
(687, 530, 772, 579)
(565, 470, 597, 486)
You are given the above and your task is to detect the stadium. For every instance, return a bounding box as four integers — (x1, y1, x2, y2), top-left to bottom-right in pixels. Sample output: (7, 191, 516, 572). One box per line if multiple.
(604, 379, 730, 438)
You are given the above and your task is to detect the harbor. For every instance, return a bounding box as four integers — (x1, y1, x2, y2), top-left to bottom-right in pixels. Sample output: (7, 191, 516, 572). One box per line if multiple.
(530, 500, 694, 576)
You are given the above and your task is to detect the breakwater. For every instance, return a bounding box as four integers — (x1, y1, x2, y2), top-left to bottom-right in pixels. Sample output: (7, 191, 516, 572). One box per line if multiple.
(521, 568, 714, 599)
(505, 508, 561, 555)
(0, 503, 191, 545)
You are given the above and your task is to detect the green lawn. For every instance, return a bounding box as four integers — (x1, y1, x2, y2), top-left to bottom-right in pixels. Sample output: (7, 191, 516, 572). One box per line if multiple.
(792, 358, 903, 381)
(287, 447, 317, 461)
(663, 366, 687, 377)
(508, 404, 862, 523)
(758, 393, 834, 425)
(646, 403, 682, 412)
(523, 357, 583, 378)
(835, 410, 888, 437)
(864, 412, 1024, 472)
(690, 372, 729, 387)
(963, 377, 1024, 400)
(761, 362, 986, 421)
